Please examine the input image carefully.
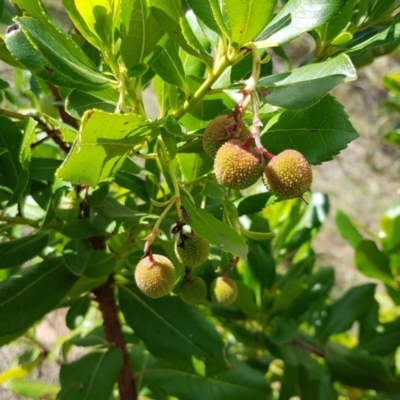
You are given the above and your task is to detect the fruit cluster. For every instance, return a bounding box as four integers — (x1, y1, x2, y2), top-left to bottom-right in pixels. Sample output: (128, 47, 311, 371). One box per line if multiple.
(203, 114, 313, 198)
(134, 231, 238, 306)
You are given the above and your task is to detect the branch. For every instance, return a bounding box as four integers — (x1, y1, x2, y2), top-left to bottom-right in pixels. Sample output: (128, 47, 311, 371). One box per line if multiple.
(93, 275, 137, 400)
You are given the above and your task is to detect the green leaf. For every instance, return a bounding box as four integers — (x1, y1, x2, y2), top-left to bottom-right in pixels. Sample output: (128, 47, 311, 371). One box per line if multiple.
(318, 283, 376, 342)
(62, 0, 103, 50)
(29, 158, 62, 182)
(177, 151, 213, 182)
(379, 206, 400, 253)
(58, 348, 123, 400)
(16, 17, 112, 87)
(256, 0, 346, 47)
(12, 0, 95, 68)
(0, 116, 22, 192)
(181, 196, 248, 260)
(56, 110, 158, 187)
(5, 379, 59, 400)
(0, 232, 49, 269)
(326, 343, 400, 392)
(62, 239, 93, 276)
(223, 0, 276, 46)
(5, 22, 109, 91)
(66, 295, 91, 330)
(355, 240, 395, 287)
(0, 258, 78, 336)
(261, 94, 359, 165)
(335, 210, 364, 248)
(186, 0, 222, 34)
(140, 356, 270, 400)
(346, 17, 400, 57)
(237, 192, 273, 216)
(151, 39, 190, 96)
(65, 90, 116, 119)
(258, 54, 357, 109)
(314, 0, 356, 43)
(119, 285, 229, 374)
(61, 219, 103, 239)
(0, 37, 24, 68)
(72, 0, 114, 50)
(147, 0, 212, 64)
(120, 0, 164, 70)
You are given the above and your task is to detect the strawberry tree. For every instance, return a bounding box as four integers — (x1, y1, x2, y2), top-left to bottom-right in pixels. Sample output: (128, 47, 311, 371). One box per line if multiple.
(0, 0, 400, 399)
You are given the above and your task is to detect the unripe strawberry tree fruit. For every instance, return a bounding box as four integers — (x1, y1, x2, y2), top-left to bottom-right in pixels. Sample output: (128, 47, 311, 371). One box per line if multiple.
(0, 1, 397, 399)
(134, 254, 176, 298)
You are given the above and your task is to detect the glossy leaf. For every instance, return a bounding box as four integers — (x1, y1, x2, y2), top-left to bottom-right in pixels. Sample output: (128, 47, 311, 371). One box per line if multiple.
(73, 0, 113, 50)
(346, 17, 400, 57)
(261, 95, 359, 165)
(66, 295, 91, 330)
(65, 90, 116, 119)
(327, 343, 400, 392)
(151, 39, 190, 96)
(187, 0, 222, 34)
(56, 110, 158, 187)
(58, 348, 123, 400)
(318, 283, 376, 341)
(379, 206, 400, 253)
(181, 196, 248, 260)
(335, 210, 364, 248)
(140, 357, 270, 400)
(256, 0, 346, 47)
(358, 317, 400, 356)
(62, 239, 93, 276)
(119, 285, 229, 374)
(62, 0, 103, 50)
(5, 22, 109, 91)
(147, 0, 212, 63)
(5, 379, 59, 399)
(223, 0, 276, 46)
(0, 232, 49, 269)
(12, 0, 95, 67)
(120, 0, 164, 70)
(258, 54, 357, 109)
(16, 17, 112, 87)
(0, 258, 78, 336)
(355, 240, 395, 286)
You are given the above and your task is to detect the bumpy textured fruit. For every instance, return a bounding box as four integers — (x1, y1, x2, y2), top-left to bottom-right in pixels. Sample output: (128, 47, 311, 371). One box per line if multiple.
(263, 149, 312, 199)
(178, 276, 207, 305)
(134, 254, 176, 298)
(175, 232, 210, 268)
(214, 139, 263, 190)
(211, 276, 238, 306)
(203, 114, 251, 158)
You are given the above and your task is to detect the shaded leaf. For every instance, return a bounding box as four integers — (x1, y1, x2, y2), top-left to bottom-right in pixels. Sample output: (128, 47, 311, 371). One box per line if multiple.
(0, 232, 49, 269)
(261, 95, 359, 165)
(355, 240, 395, 286)
(0, 258, 78, 336)
(181, 196, 248, 260)
(256, 0, 347, 46)
(58, 348, 123, 400)
(119, 285, 228, 375)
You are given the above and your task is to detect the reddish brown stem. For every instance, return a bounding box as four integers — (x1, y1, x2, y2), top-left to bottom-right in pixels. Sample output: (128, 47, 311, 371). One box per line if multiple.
(93, 276, 137, 400)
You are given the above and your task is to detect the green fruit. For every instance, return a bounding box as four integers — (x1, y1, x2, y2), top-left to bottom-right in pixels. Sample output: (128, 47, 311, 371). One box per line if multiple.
(211, 276, 238, 306)
(263, 149, 312, 199)
(203, 114, 251, 158)
(175, 232, 210, 268)
(178, 276, 207, 305)
(214, 139, 263, 190)
(134, 254, 176, 298)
